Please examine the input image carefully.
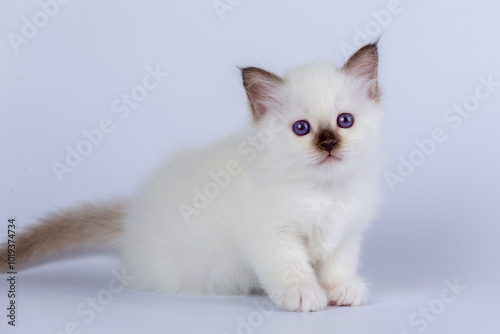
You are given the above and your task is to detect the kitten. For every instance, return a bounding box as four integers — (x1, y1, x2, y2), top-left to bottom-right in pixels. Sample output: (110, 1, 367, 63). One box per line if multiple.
(1, 43, 383, 312)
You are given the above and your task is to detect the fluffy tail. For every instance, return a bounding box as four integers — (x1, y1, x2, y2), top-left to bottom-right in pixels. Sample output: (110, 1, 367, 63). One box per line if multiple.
(1, 200, 127, 273)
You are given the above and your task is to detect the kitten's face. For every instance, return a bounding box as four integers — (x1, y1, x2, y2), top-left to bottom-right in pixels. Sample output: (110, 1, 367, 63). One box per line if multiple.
(242, 43, 382, 180)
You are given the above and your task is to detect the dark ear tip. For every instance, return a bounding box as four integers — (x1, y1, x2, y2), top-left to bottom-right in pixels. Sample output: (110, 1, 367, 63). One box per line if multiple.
(240, 67, 284, 85)
(240, 66, 258, 73)
(353, 38, 380, 56)
(240, 67, 256, 81)
(361, 41, 379, 54)
(367, 37, 381, 51)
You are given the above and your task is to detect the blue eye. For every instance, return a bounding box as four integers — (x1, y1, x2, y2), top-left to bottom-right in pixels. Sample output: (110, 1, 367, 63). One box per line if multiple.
(337, 113, 354, 128)
(292, 120, 310, 136)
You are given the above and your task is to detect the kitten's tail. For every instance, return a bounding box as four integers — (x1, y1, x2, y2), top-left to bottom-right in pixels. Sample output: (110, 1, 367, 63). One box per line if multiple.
(0, 200, 127, 273)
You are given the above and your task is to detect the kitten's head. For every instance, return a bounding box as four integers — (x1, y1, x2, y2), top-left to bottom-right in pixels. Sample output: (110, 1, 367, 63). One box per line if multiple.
(241, 43, 383, 182)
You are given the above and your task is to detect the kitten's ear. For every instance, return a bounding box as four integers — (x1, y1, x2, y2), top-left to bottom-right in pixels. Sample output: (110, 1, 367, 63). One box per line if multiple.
(241, 67, 284, 122)
(342, 42, 380, 101)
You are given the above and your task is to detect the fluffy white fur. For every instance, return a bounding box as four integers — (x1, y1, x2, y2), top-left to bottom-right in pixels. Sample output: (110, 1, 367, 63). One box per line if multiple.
(119, 44, 383, 312)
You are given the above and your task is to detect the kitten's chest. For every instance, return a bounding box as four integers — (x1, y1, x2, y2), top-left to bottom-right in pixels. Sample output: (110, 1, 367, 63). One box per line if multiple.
(280, 184, 361, 255)
(287, 186, 356, 225)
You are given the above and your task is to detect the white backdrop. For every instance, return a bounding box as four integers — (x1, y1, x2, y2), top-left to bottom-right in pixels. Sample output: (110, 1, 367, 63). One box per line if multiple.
(1, 0, 499, 333)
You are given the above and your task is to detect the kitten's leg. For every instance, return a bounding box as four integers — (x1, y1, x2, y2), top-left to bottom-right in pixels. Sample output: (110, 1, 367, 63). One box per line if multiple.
(316, 232, 368, 306)
(252, 231, 328, 312)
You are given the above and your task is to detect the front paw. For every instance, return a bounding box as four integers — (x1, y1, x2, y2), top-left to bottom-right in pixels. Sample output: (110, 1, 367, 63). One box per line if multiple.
(327, 279, 368, 306)
(270, 286, 328, 312)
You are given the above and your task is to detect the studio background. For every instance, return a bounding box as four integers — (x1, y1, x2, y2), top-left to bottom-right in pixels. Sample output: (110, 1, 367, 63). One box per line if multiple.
(1, 0, 499, 333)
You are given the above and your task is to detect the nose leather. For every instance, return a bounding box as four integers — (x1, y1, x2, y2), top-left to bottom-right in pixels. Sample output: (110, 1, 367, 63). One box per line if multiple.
(318, 140, 337, 152)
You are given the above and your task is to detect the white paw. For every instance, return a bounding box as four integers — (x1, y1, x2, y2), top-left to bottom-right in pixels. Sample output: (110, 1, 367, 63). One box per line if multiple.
(327, 280, 368, 306)
(270, 286, 328, 312)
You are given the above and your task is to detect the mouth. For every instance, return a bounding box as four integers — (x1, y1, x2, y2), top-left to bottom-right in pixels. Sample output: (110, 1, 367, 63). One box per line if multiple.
(318, 154, 341, 165)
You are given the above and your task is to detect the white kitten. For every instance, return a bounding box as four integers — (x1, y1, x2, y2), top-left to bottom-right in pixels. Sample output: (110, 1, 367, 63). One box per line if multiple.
(1, 43, 383, 312)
